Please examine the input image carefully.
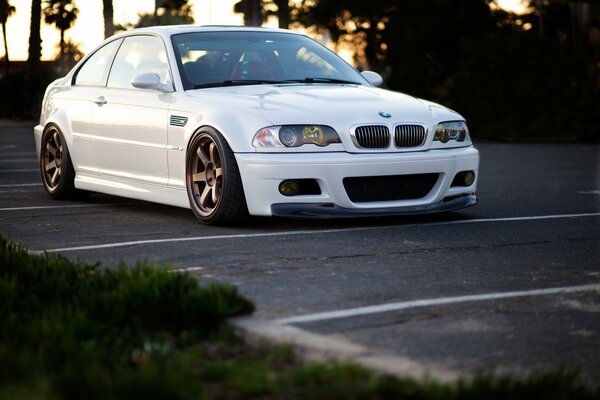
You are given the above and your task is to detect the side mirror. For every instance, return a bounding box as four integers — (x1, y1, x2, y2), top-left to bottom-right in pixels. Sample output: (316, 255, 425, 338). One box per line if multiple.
(361, 71, 383, 87)
(131, 72, 172, 92)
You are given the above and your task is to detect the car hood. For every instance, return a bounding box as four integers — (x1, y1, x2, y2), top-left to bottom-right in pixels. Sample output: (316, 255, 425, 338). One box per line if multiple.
(186, 84, 459, 127)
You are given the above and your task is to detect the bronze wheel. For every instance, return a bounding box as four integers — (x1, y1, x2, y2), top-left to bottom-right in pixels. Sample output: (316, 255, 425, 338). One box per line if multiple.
(186, 127, 248, 225)
(190, 134, 224, 216)
(40, 125, 78, 199)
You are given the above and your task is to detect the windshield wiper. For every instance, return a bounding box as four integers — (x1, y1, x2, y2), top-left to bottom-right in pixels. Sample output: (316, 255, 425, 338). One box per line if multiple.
(283, 77, 361, 85)
(192, 79, 285, 89)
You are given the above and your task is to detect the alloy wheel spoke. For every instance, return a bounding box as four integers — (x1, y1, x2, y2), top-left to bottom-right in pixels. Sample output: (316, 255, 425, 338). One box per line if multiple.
(214, 167, 223, 179)
(50, 169, 60, 186)
(199, 185, 211, 207)
(197, 146, 210, 167)
(212, 186, 219, 204)
(45, 160, 57, 172)
(209, 142, 218, 164)
(53, 131, 60, 146)
(192, 172, 206, 183)
(46, 143, 57, 157)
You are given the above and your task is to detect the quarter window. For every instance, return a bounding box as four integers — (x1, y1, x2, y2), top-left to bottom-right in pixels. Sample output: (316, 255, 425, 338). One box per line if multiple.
(107, 36, 171, 89)
(74, 39, 122, 86)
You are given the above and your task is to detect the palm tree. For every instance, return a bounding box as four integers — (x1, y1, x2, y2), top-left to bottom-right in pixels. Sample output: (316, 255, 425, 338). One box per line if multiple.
(28, 0, 41, 68)
(274, 0, 289, 28)
(0, 0, 15, 75)
(43, 0, 78, 73)
(234, 0, 263, 26)
(137, 0, 193, 27)
(102, 0, 114, 38)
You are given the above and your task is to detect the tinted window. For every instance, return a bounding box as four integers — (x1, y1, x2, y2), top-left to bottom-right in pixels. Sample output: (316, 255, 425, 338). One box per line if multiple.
(75, 39, 122, 86)
(107, 35, 171, 89)
(171, 32, 368, 90)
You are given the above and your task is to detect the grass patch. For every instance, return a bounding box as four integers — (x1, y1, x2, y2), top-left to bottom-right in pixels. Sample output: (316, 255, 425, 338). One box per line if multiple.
(1, 236, 598, 399)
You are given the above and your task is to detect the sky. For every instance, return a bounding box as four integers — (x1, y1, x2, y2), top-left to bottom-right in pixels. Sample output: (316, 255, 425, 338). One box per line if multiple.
(1, 0, 526, 61)
(3, 0, 247, 61)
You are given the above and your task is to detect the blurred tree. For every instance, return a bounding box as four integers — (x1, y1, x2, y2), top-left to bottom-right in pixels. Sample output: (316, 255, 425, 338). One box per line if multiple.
(262, 0, 290, 28)
(523, 0, 599, 137)
(102, 0, 114, 38)
(28, 0, 41, 68)
(136, 0, 193, 27)
(234, 0, 263, 26)
(274, 0, 290, 28)
(0, 0, 15, 75)
(43, 0, 79, 74)
(57, 38, 83, 70)
(291, 0, 599, 141)
(293, 0, 386, 67)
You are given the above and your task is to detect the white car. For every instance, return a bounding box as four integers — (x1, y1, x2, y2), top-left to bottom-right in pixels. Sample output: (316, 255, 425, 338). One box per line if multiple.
(35, 25, 479, 224)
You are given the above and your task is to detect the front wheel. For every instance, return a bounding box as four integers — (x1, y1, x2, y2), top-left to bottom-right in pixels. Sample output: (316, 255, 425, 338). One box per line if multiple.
(186, 127, 248, 225)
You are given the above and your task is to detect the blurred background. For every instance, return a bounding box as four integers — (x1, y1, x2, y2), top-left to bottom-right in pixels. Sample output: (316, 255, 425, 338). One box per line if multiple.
(0, 0, 598, 141)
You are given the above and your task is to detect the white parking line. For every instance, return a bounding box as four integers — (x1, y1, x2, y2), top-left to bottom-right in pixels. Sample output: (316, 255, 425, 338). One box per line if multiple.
(0, 183, 40, 188)
(0, 203, 125, 212)
(171, 266, 205, 273)
(41, 212, 600, 253)
(2, 168, 38, 172)
(1, 159, 38, 163)
(0, 152, 36, 157)
(276, 283, 600, 325)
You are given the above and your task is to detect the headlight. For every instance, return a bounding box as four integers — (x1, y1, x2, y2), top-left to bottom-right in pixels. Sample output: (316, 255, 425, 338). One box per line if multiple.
(433, 121, 470, 143)
(253, 125, 341, 148)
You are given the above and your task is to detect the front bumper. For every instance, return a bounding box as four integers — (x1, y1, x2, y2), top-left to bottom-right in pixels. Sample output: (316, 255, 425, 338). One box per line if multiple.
(235, 146, 479, 217)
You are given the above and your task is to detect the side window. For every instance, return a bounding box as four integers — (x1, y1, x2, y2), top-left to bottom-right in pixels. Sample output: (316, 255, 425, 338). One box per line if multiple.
(107, 36, 171, 89)
(74, 39, 122, 86)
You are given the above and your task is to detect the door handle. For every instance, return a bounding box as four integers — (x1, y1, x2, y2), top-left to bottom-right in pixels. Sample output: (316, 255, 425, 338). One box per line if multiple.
(93, 96, 107, 106)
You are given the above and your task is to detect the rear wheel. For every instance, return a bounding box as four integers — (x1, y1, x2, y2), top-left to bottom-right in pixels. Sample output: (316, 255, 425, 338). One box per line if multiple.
(40, 125, 79, 199)
(186, 127, 248, 225)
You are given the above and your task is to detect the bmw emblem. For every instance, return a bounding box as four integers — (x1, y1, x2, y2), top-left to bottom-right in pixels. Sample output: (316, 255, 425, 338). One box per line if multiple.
(379, 111, 391, 118)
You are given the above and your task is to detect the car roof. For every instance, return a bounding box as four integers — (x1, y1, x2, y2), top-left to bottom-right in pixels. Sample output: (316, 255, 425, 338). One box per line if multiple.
(114, 25, 302, 41)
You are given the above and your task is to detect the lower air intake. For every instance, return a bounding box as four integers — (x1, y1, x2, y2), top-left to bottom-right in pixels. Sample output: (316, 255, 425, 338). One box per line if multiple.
(343, 173, 439, 203)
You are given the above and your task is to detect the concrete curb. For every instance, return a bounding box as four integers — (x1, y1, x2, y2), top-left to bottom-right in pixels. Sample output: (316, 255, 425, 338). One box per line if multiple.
(230, 315, 459, 382)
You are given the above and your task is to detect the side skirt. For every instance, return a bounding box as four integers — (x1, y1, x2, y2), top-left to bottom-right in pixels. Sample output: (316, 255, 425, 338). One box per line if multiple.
(75, 173, 190, 209)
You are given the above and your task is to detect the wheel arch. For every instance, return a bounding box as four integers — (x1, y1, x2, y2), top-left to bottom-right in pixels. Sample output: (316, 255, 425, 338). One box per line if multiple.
(43, 109, 74, 152)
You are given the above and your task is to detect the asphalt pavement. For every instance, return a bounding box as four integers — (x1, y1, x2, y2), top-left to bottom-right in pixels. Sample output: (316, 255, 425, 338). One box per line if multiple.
(1, 120, 599, 384)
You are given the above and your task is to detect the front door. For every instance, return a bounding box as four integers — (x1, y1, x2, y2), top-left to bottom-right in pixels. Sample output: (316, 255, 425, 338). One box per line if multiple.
(91, 35, 174, 186)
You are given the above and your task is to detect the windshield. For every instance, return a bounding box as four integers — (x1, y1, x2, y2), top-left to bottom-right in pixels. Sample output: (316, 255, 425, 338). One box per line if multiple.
(171, 31, 369, 90)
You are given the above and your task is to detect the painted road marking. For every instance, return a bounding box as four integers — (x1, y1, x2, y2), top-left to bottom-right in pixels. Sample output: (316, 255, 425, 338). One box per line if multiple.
(2, 168, 38, 172)
(40, 212, 600, 253)
(0, 152, 36, 156)
(171, 266, 205, 273)
(276, 283, 600, 325)
(0, 203, 127, 212)
(578, 190, 600, 195)
(0, 183, 40, 188)
(1, 159, 38, 163)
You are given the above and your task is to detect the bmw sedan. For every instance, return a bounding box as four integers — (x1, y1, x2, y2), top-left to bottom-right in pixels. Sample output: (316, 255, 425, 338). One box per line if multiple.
(35, 25, 479, 224)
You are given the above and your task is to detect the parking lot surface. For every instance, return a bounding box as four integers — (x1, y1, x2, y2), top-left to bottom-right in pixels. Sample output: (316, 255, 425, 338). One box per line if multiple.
(1, 121, 599, 383)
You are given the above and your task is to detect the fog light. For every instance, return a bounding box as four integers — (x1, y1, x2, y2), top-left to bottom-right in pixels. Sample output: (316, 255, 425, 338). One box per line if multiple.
(279, 180, 300, 196)
(451, 171, 475, 187)
(463, 171, 475, 186)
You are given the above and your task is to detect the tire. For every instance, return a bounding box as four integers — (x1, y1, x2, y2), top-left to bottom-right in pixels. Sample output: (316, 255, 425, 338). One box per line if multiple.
(40, 125, 80, 199)
(186, 127, 248, 225)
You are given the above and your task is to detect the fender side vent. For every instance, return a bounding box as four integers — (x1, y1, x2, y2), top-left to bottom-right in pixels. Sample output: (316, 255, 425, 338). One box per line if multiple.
(170, 115, 188, 127)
